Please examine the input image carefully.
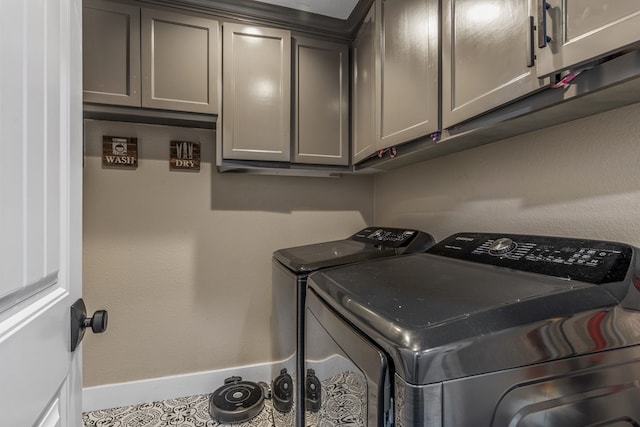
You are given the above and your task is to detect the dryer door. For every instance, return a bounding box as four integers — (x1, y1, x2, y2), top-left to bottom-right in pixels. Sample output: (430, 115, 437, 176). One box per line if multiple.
(303, 289, 391, 427)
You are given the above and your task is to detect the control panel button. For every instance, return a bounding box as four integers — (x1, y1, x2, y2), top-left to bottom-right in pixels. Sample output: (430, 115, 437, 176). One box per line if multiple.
(489, 238, 517, 255)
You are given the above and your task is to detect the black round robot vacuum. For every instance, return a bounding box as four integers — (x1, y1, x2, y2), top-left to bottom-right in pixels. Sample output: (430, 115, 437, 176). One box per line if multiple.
(209, 376, 265, 423)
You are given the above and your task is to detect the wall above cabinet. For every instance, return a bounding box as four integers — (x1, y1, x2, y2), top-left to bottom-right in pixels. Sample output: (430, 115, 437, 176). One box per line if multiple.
(137, 0, 373, 39)
(252, 0, 358, 20)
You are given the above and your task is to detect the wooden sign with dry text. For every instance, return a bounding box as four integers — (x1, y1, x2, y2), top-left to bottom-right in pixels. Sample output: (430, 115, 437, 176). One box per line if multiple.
(102, 136, 138, 168)
(170, 141, 200, 171)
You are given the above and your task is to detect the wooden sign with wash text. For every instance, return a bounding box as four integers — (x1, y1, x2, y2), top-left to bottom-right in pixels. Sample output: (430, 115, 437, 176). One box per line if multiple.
(170, 141, 200, 171)
(102, 136, 138, 168)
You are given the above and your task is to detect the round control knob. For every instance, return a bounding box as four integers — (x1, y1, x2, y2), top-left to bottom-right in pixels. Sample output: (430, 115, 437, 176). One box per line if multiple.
(489, 238, 516, 255)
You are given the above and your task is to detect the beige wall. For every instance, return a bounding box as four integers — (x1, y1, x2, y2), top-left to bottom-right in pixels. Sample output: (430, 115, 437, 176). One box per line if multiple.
(82, 120, 373, 387)
(374, 103, 640, 246)
(83, 102, 640, 387)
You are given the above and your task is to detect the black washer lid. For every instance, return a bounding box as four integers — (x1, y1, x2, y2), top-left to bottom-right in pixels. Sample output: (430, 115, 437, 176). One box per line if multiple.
(209, 377, 265, 423)
(308, 253, 624, 385)
(274, 239, 395, 273)
(273, 226, 434, 273)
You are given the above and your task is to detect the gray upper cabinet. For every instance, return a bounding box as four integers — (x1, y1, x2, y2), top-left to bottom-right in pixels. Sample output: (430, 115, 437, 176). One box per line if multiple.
(353, 0, 438, 165)
(141, 9, 218, 114)
(352, 5, 377, 164)
(442, 0, 548, 128)
(221, 23, 291, 162)
(536, 0, 640, 77)
(83, 0, 219, 115)
(294, 37, 349, 166)
(376, 0, 438, 147)
(83, 0, 140, 106)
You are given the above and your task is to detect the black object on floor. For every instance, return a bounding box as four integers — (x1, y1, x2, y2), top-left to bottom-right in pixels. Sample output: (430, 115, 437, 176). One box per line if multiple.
(209, 376, 265, 423)
(271, 369, 293, 413)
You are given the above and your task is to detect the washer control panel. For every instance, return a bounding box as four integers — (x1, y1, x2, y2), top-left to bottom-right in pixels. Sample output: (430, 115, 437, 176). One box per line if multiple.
(351, 227, 421, 248)
(428, 232, 633, 284)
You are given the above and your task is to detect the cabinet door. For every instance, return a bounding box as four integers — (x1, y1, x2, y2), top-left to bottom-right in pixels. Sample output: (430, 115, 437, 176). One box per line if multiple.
(222, 23, 291, 162)
(536, 0, 640, 77)
(443, 0, 548, 128)
(376, 0, 438, 147)
(352, 5, 377, 164)
(141, 8, 218, 114)
(83, 0, 140, 106)
(294, 37, 349, 166)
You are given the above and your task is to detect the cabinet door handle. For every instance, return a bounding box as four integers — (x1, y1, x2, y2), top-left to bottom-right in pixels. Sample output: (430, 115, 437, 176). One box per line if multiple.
(527, 16, 535, 67)
(538, 0, 552, 48)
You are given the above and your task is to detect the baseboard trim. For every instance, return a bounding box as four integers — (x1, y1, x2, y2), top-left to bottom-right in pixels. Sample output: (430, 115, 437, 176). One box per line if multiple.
(82, 361, 276, 412)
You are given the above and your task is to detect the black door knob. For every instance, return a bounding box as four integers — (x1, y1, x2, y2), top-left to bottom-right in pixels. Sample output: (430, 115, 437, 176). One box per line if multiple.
(70, 298, 108, 351)
(83, 309, 108, 334)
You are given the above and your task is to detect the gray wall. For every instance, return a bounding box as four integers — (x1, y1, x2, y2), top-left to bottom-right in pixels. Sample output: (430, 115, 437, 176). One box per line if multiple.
(82, 120, 373, 387)
(374, 103, 640, 246)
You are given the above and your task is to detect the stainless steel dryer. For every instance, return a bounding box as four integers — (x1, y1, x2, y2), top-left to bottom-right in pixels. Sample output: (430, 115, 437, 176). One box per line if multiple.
(305, 232, 640, 426)
(271, 227, 434, 427)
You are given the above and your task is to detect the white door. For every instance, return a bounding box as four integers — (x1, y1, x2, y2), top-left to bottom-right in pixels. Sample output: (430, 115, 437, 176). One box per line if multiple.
(0, 0, 84, 426)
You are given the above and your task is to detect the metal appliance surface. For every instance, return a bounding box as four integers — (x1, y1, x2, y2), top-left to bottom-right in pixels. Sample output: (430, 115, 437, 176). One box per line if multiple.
(271, 227, 434, 427)
(305, 232, 640, 426)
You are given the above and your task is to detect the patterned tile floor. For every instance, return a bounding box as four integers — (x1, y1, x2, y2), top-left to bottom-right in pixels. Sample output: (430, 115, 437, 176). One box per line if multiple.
(83, 394, 274, 427)
(83, 371, 365, 427)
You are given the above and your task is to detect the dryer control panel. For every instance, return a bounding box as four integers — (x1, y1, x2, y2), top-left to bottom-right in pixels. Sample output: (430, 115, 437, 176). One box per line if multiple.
(429, 232, 633, 284)
(351, 227, 435, 252)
